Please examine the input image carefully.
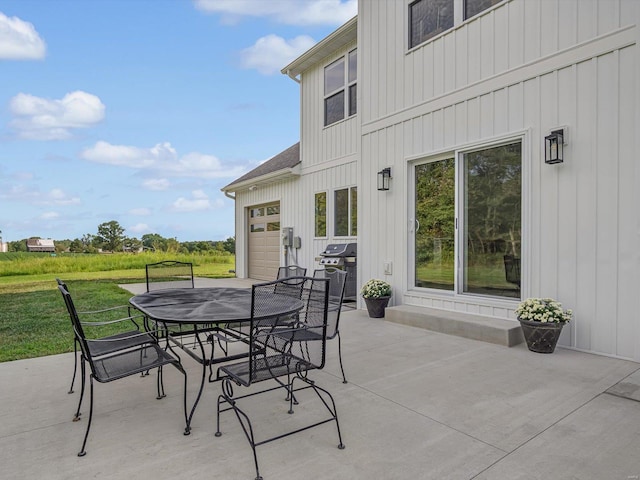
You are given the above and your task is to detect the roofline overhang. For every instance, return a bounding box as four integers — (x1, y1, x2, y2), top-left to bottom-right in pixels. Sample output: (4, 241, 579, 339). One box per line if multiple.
(221, 164, 301, 194)
(281, 16, 357, 80)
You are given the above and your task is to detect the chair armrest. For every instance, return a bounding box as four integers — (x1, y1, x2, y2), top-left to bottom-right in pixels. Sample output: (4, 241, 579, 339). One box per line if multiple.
(85, 330, 156, 345)
(77, 304, 131, 315)
(80, 314, 146, 329)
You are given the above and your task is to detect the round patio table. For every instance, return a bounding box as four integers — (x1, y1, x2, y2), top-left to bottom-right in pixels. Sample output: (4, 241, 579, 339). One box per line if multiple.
(130, 287, 304, 433)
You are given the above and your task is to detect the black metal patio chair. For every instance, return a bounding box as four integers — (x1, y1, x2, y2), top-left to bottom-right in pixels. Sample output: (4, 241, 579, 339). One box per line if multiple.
(215, 276, 344, 480)
(313, 268, 349, 383)
(503, 255, 521, 288)
(58, 284, 188, 456)
(56, 278, 155, 394)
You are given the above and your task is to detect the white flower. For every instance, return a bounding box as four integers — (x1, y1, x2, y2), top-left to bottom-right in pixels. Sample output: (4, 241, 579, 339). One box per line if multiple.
(515, 298, 572, 323)
(360, 279, 391, 299)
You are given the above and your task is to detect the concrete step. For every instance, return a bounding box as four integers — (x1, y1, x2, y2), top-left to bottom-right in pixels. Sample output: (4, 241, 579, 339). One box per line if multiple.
(385, 304, 524, 347)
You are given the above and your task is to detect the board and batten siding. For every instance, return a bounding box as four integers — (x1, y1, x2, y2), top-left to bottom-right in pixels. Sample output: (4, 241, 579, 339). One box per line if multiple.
(358, 0, 639, 360)
(233, 158, 358, 281)
(300, 40, 359, 167)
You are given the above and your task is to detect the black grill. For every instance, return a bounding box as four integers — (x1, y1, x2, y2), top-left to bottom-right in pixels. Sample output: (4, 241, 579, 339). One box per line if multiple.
(319, 243, 357, 301)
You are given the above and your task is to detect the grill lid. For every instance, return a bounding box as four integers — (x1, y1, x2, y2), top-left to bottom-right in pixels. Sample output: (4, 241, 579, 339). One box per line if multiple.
(320, 243, 357, 257)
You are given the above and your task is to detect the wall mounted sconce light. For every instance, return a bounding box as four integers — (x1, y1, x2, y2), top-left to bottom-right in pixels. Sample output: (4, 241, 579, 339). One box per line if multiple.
(248, 185, 258, 191)
(377, 167, 392, 191)
(545, 129, 565, 164)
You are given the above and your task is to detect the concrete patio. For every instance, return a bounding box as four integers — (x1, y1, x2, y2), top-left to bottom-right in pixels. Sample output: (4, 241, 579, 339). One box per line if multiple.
(2, 278, 640, 479)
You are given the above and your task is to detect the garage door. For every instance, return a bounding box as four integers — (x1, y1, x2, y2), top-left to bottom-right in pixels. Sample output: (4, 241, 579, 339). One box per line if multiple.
(248, 202, 280, 280)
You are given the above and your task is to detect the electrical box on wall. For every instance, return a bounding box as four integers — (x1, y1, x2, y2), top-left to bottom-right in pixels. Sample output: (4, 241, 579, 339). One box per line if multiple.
(384, 261, 393, 275)
(293, 236, 301, 249)
(282, 227, 293, 246)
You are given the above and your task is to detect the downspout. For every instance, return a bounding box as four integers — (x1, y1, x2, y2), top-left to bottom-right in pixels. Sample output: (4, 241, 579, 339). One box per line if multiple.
(223, 189, 237, 276)
(285, 69, 300, 84)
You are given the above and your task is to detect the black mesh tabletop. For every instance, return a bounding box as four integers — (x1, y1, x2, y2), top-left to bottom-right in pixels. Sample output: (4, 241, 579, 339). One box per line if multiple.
(129, 287, 301, 324)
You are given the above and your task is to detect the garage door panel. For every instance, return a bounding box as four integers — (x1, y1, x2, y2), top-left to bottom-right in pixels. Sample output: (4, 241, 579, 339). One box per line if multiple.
(248, 202, 280, 281)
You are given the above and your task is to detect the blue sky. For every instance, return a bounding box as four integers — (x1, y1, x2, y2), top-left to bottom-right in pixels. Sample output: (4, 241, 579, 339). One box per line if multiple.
(0, 0, 356, 243)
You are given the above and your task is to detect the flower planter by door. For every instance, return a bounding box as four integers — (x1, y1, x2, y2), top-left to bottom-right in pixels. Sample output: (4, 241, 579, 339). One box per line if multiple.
(518, 319, 565, 353)
(364, 296, 390, 318)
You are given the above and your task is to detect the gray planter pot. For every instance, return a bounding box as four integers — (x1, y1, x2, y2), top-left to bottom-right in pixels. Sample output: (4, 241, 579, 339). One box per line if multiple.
(518, 318, 566, 353)
(363, 296, 391, 318)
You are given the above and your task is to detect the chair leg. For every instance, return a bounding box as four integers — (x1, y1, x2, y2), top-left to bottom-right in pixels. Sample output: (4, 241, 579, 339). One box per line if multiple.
(78, 376, 95, 457)
(216, 379, 263, 480)
(69, 339, 79, 394)
(73, 357, 86, 421)
(180, 366, 190, 435)
(156, 366, 166, 400)
(292, 376, 345, 450)
(337, 332, 348, 384)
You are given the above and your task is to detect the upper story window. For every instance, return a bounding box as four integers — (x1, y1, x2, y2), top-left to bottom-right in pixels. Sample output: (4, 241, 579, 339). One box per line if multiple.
(409, 0, 504, 50)
(324, 49, 357, 127)
(409, 0, 453, 49)
(464, 0, 503, 20)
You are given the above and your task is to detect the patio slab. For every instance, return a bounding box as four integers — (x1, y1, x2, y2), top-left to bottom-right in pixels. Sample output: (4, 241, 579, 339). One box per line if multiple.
(2, 280, 639, 479)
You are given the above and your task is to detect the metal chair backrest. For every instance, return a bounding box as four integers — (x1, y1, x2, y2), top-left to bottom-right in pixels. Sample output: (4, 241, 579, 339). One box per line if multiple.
(276, 265, 307, 280)
(145, 260, 194, 292)
(313, 268, 347, 339)
(58, 285, 93, 369)
(247, 276, 329, 382)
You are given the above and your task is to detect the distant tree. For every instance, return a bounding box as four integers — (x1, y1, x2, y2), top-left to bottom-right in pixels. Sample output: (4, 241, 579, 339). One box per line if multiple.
(123, 236, 141, 252)
(223, 236, 235, 254)
(142, 233, 166, 251)
(55, 239, 71, 253)
(69, 239, 84, 253)
(165, 237, 180, 253)
(96, 220, 125, 252)
(8, 239, 27, 252)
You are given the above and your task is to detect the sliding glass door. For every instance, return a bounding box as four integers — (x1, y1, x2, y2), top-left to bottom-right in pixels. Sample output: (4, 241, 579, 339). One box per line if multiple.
(413, 141, 521, 299)
(414, 158, 455, 290)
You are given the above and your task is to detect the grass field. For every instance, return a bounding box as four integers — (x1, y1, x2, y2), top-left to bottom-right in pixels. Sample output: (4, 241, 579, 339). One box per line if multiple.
(0, 252, 235, 363)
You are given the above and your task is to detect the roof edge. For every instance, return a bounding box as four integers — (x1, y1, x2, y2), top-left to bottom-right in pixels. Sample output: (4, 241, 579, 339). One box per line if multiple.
(221, 164, 301, 193)
(281, 16, 357, 78)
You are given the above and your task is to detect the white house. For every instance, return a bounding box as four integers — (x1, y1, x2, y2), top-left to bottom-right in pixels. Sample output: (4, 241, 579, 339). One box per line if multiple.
(222, 0, 640, 362)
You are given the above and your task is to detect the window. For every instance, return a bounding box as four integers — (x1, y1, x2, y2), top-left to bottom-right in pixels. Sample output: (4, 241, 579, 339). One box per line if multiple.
(315, 192, 327, 237)
(324, 49, 357, 126)
(334, 187, 357, 237)
(409, 0, 504, 49)
(409, 0, 453, 49)
(464, 0, 503, 20)
(413, 141, 521, 299)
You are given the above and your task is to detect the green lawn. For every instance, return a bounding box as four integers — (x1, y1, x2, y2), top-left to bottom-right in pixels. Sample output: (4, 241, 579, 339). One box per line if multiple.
(0, 254, 235, 363)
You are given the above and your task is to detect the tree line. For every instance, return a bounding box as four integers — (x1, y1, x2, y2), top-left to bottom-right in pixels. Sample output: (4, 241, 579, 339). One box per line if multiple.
(4, 220, 235, 255)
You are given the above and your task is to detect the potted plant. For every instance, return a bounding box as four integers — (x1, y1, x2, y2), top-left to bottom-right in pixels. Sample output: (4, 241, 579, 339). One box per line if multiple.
(360, 279, 392, 318)
(515, 298, 572, 353)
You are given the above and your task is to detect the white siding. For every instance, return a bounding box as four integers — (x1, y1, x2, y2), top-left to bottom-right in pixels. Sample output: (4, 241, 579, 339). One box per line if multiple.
(358, 0, 640, 360)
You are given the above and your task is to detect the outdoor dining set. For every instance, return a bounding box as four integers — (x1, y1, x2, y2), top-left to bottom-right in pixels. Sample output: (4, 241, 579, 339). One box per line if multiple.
(57, 261, 349, 480)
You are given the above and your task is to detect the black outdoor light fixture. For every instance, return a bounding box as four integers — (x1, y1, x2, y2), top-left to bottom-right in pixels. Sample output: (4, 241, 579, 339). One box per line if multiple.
(377, 167, 392, 191)
(545, 129, 564, 164)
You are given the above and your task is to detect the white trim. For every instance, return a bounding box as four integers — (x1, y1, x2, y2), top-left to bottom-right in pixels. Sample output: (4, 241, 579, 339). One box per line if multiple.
(406, 130, 528, 309)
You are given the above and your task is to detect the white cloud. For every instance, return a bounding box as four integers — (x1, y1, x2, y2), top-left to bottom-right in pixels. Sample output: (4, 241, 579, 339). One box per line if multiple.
(171, 189, 212, 212)
(128, 223, 151, 235)
(0, 184, 80, 206)
(129, 208, 151, 216)
(0, 12, 46, 60)
(194, 0, 357, 26)
(81, 141, 169, 168)
(81, 141, 247, 179)
(9, 91, 105, 140)
(240, 34, 316, 75)
(142, 178, 171, 191)
(39, 211, 59, 220)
